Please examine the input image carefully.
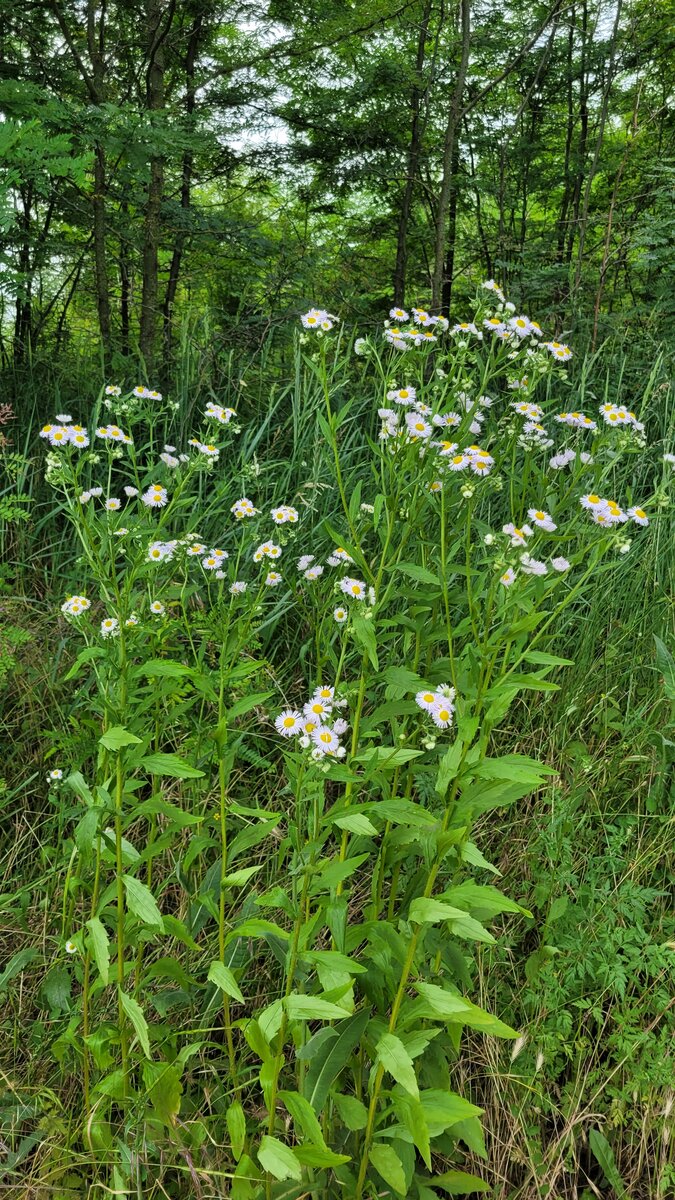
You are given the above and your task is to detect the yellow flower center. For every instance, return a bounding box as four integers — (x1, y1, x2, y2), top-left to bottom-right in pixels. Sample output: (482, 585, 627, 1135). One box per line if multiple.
(283, 717, 295, 728)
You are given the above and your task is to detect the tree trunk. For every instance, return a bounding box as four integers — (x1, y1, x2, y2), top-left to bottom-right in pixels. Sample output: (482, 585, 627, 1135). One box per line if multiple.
(431, 0, 470, 312)
(88, 1, 112, 364)
(139, 0, 171, 370)
(163, 9, 203, 357)
(393, 0, 433, 307)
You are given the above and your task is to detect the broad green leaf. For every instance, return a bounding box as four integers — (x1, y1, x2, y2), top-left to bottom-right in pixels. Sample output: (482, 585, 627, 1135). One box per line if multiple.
(409, 898, 467, 925)
(74, 806, 102, 856)
(257, 1135, 302, 1182)
(86, 917, 110, 985)
(375, 1032, 419, 1098)
(414, 983, 518, 1038)
(65, 770, 94, 805)
(333, 812, 378, 836)
(369, 1143, 406, 1195)
(304, 1009, 370, 1113)
(419, 1089, 483, 1131)
(226, 1100, 247, 1161)
(449, 915, 496, 944)
(331, 1091, 368, 1130)
(284, 994, 350, 1022)
(435, 740, 464, 797)
(144, 1061, 182, 1125)
(472, 754, 556, 783)
(228, 918, 290, 942)
(440, 883, 526, 918)
(122, 875, 164, 929)
(301, 950, 367, 975)
(523, 651, 574, 667)
(99, 726, 142, 751)
(382, 665, 425, 692)
(208, 960, 245, 1003)
(140, 752, 204, 779)
(351, 612, 378, 670)
(293, 1145, 351, 1168)
(133, 659, 193, 679)
(0, 948, 39, 992)
(434, 1169, 490, 1193)
(393, 562, 441, 586)
(461, 842, 501, 876)
(355, 746, 423, 769)
(392, 1094, 431, 1168)
(588, 1128, 628, 1198)
(119, 990, 151, 1058)
(135, 797, 202, 826)
(63, 645, 105, 681)
(279, 1089, 327, 1148)
(228, 691, 273, 720)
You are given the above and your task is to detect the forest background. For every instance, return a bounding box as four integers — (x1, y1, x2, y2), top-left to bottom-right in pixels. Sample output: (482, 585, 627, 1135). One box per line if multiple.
(0, 1, 674, 1198)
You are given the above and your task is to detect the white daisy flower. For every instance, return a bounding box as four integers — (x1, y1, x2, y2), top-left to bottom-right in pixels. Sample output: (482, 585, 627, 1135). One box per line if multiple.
(520, 553, 548, 575)
(527, 508, 557, 531)
(430, 699, 454, 729)
(551, 557, 570, 571)
(312, 726, 340, 755)
(105, 498, 121, 511)
(304, 565, 324, 580)
(275, 709, 302, 736)
(230, 581, 247, 594)
(125, 614, 139, 627)
(105, 385, 121, 396)
(303, 698, 332, 721)
(333, 717, 349, 736)
(333, 606, 348, 623)
(297, 554, 315, 571)
(416, 689, 439, 712)
(123, 486, 139, 497)
(627, 506, 648, 526)
(101, 617, 120, 638)
(500, 567, 516, 587)
(79, 492, 92, 504)
(339, 576, 366, 600)
(389, 307, 409, 321)
(142, 485, 168, 508)
(579, 494, 608, 512)
(65, 940, 78, 955)
(265, 571, 282, 586)
(47, 769, 63, 782)
(386, 386, 416, 406)
(508, 315, 532, 337)
(271, 505, 299, 525)
(149, 600, 165, 615)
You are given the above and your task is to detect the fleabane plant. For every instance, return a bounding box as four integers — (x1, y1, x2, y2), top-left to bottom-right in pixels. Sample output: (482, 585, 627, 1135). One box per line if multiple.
(38, 288, 670, 1197)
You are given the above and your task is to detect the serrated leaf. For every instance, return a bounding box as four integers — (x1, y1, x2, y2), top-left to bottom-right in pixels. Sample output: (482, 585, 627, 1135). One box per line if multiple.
(369, 1143, 406, 1195)
(122, 875, 164, 929)
(140, 752, 204, 779)
(257, 1135, 302, 1182)
(99, 726, 142, 751)
(375, 1032, 419, 1098)
(86, 917, 110, 985)
(119, 990, 151, 1058)
(207, 960, 244, 1003)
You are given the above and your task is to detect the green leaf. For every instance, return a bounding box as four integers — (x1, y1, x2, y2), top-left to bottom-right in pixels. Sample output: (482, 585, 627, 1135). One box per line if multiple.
(207, 960, 244, 1003)
(523, 651, 574, 667)
(435, 741, 464, 797)
(122, 875, 164, 929)
(135, 797, 202, 826)
(440, 883, 526, 919)
(257, 1136, 302, 1182)
(63, 645, 106, 681)
(382, 666, 424, 693)
(351, 613, 378, 670)
(472, 754, 556, 783)
(293, 1145, 351, 1168)
(355, 746, 423, 769)
(369, 1143, 407, 1195)
(145, 1061, 182, 1125)
(394, 562, 441, 586)
(99, 726, 142, 751)
(461, 842, 501, 876)
(133, 659, 193, 679)
(588, 1129, 628, 1198)
(419, 1089, 483, 1131)
(279, 1089, 327, 1148)
(304, 1009, 371, 1113)
(228, 691, 274, 720)
(331, 1091, 368, 1130)
(226, 1100, 247, 1161)
(0, 948, 39, 993)
(119, 990, 151, 1058)
(409, 898, 467, 925)
(434, 1169, 490, 1193)
(332, 812, 378, 836)
(284, 994, 350, 1022)
(414, 983, 518, 1038)
(375, 1032, 419, 1098)
(86, 917, 110, 985)
(140, 753, 204, 779)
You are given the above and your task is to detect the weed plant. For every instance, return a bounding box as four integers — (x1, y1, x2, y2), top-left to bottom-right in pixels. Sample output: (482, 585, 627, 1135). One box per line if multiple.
(0, 284, 673, 1198)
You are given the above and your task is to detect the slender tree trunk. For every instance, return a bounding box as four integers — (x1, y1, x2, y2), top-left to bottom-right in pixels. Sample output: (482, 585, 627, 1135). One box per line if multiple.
(163, 10, 203, 356)
(465, 128, 492, 277)
(441, 137, 461, 313)
(13, 186, 33, 364)
(431, 0, 470, 312)
(565, 0, 589, 269)
(88, 1, 112, 364)
(119, 204, 132, 358)
(393, 0, 433, 306)
(555, 10, 576, 266)
(139, 0, 171, 370)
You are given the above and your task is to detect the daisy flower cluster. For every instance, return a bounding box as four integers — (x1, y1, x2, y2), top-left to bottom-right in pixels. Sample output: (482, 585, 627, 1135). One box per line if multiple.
(598, 402, 645, 435)
(231, 497, 258, 519)
(132, 385, 162, 401)
(205, 402, 236, 425)
(275, 685, 349, 760)
(95, 423, 133, 444)
(301, 308, 338, 331)
(415, 685, 456, 730)
(579, 494, 649, 526)
(498, 512, 570, 584)
(39, 420, 90, 448)
(271, 504, 299, 525)
(61, 594, 91, 617)
(383, 306, 449, 350)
